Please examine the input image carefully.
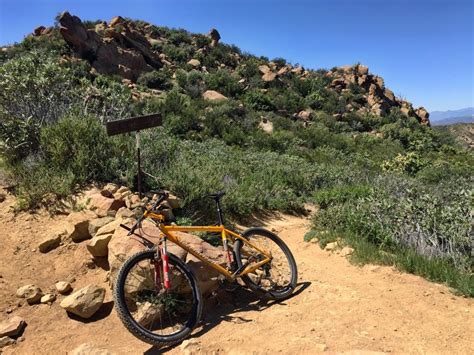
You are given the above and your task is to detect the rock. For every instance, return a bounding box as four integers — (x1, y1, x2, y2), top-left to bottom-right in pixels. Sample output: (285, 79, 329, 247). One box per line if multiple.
(65, 211, 96, 242)
(0, 316, 26, 338)
(161, 209, 175, 222)
(258, 65, 271, 74)
(208, 28, 221, 47)
(340, 246, 354, 257)
(314, 343, 328, 351)
(60, 285, 105, 319)
(109, 16, 125, 27)
(115, 207, 135, 219)
(166, 195, 182, 209)
(202, 90, 228, 102)
(68, 343, 113, 355)
(116, 186, 129, 194)
(100, 183, 119, 197)
(415, 107, 430, 125)
(357, 64, 369, 76)
(88, 193, 125, 217)
(262, 71, 277, 82)
(16, 285, 43, 304)
(297, 110, 312, 121)
(87, 233, 113, 257)
(277, 66, 289, 75)
(55, 281, 73, 295)
(88, 217, 115, 237)
(40, 294, 56, 304)
(0, 336, 14, 348)
(324, 242, 338, 251)
(291, 66, 304, 75)
(38, 233, 62, 253)
(259, 119, 274, 134)
(187, 59, 201, 68)
(95, 218, 125, 237)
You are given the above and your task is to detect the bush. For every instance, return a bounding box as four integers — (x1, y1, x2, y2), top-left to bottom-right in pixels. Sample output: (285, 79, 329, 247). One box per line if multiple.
(243, 90, 275, 111)
(204, 69, 242, 97)
(137, 70, 172, 90)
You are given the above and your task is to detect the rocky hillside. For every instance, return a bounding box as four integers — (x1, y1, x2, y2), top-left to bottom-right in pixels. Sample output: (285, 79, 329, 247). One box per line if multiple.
(22, 12, 429, 125)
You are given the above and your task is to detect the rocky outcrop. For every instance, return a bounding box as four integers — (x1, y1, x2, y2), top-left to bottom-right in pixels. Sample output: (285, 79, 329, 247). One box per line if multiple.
(327, 64, 430, 125)
(57, 12, 162, 81)
(208, 28, 221, 47)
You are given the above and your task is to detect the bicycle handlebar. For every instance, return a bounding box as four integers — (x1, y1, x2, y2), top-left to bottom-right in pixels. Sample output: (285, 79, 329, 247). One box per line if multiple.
(123, 191, 169, 236)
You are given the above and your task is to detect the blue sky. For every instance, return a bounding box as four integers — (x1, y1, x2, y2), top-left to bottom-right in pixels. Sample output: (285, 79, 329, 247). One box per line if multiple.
(0, 0, 473, 111)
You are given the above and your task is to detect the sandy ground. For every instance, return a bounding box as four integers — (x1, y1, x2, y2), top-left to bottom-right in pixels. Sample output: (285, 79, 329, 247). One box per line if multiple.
(0, 185, 472, 354)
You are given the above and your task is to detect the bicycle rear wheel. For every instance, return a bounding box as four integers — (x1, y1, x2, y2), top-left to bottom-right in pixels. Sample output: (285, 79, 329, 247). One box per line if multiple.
(113, 249, 202, 347)
(233, 228, 297, 300)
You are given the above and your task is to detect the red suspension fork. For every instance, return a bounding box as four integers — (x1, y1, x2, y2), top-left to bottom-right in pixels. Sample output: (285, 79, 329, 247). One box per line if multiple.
(161, 239, 171, 290)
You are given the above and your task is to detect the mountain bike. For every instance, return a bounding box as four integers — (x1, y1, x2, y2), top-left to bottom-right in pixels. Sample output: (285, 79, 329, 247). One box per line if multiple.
(113, 190, 298, 347)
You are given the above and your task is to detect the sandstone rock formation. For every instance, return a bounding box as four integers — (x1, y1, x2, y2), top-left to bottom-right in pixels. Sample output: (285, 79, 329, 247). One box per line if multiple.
(208, 28, 221, 47)
(58, 12, 162, 81)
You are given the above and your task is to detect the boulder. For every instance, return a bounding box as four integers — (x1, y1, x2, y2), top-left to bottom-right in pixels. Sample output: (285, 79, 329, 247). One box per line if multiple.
(88, 217, 115, 237)
(87, 233, 113, 257)
(109, 16, 125, 27)
(88, 193, 125, 217)
(60, 285, 105, 319)
(100, 183, 119, 197)
(262, 71, 277, 82)
(357, 64, 369, 76)
(95, 218, 126, 237)
(40, 293, 56, 304)
(38, 233, 62, 253)
(297, 110, 312, 121)
(258, 65, 271, 74)
(187, 59, 201, 68)
(55, 281, 73, 295)
(166, 195, 181, 209)
(208, 28, 221, 47)
(0, 316, 26, 337)
(259, 119, 274, 134)
(115, 207, 135, 219)
(16, 284, 43, 304)
(116, 186, 130, 194)
(291, 66, 304, 75)
(202, 90, 228, 102)
(415, 107, 430, 125)
(65, 211, 96, 242)
(58, 12, 100, 58)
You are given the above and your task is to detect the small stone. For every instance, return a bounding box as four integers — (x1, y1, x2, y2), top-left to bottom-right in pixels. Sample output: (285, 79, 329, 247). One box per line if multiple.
(16, 284, 43, 304)
(314, 343, 328, 351)
(38, 233, 62, 253)
(60, 285, 105, 319)
(324, 242, 338, 251)
(0, 316, 26, 337)
(40, 294, 56, 304)
(340, 246, 354, 257)
(55, 281, 72, 295)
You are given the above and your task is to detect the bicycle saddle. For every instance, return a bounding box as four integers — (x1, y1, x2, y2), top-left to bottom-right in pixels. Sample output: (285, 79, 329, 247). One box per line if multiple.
(208, 191, 226, 200)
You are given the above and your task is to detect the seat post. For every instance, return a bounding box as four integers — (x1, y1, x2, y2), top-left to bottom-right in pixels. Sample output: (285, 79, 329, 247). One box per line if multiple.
(215, 199, 224, 225)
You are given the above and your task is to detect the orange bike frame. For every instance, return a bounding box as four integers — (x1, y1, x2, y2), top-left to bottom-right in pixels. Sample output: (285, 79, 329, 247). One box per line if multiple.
(144, 211, 272, 280)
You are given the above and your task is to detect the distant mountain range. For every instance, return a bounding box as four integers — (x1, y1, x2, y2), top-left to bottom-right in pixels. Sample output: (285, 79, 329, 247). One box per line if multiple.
(430, 107, 474, 126)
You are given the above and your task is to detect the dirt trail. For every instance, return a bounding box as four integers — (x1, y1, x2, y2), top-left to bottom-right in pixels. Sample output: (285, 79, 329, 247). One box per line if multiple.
(0, 188, 473, 354)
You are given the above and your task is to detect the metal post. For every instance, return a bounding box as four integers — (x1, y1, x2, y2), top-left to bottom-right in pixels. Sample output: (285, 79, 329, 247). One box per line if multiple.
(136, 131, 141, 199)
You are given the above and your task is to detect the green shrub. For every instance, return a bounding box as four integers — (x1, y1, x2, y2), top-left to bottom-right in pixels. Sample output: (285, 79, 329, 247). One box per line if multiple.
(137, 70, 172, 90)
(243, 90, 275, 111)
(314, 185, 373, 209)
(204, 69, 242, 97)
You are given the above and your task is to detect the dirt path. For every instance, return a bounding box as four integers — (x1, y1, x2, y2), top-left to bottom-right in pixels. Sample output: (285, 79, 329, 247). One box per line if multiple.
(0, 189, 473, 354)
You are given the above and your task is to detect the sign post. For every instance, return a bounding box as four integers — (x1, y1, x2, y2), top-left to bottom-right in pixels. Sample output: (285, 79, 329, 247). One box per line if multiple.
(105, 113, 163, 198)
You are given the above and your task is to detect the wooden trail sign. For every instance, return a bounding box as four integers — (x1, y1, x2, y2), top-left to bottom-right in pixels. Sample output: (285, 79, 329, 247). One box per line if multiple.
(105, 113, 164, 197)
(105, 113, 163, 136)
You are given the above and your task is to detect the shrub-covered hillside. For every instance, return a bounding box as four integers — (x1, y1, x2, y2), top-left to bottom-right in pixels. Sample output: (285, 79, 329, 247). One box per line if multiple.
(0, 12, 472, 295)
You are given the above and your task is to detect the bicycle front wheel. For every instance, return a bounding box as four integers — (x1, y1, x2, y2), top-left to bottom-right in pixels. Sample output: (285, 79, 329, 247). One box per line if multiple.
(234, 228, 297, 300)
(113, 249, 202, 347)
